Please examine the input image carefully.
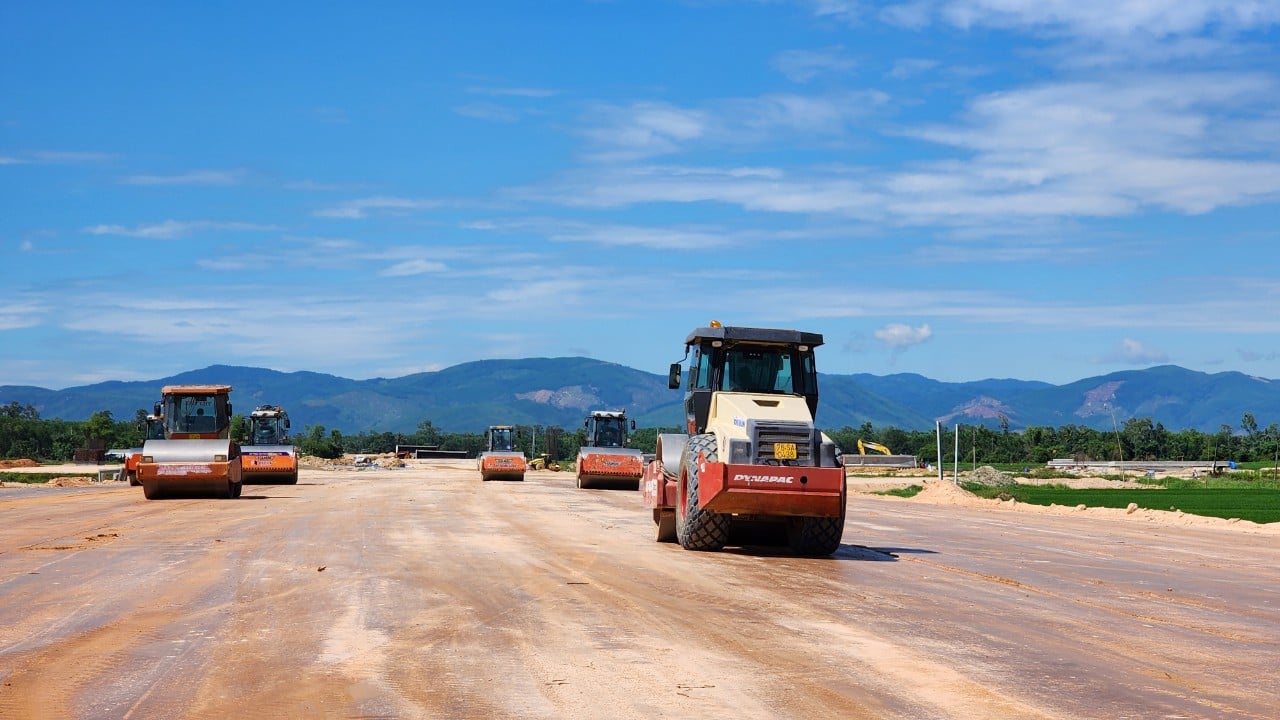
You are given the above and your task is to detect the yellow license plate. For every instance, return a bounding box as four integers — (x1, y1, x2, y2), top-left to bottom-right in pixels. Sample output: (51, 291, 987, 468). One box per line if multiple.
(774, 442, 797, 460)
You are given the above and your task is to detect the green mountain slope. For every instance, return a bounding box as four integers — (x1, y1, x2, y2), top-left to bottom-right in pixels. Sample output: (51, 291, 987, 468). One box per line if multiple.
(2, 361, 1277, 434)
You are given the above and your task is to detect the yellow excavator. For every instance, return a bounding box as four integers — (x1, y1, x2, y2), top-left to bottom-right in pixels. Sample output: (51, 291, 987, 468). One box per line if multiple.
(857, 439, 892, 455)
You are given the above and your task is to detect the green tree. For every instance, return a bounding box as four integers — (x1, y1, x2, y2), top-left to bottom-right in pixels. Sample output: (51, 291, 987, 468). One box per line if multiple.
(230, 413, 247, 444)
(83, 410, 116, 447)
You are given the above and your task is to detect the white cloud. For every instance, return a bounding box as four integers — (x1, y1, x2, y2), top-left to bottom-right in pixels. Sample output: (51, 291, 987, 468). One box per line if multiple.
(809, 0, 862, 23)
(772, 46, 856, 83)
(888, 58, 939, 79)
(582, 102, 709, 160)
(580, 92, 887, 161)
(120, 169, 245, 186)
(0, 156, 25, 165)
(933, 0, 1280, 38)
(1239, 349, 1280, 362)
(1111, 338, 1170, 364)
(380, 259, 449, 277)
(875, 323, 934, 348)
(314, 196, 448, 219)
(84, 220, 278, 239)
(30, 150, 113, 164)
(197, 258, 249, 271)
(0, 301, 48, 330)
(904, 74, 1280, 216)
(285, 179, 367, 192)
(460, 216, 737, 249)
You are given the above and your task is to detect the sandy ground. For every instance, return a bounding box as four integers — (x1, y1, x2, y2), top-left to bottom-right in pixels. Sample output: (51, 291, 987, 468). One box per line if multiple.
(1, 458, 1277, 719)
(6, 457, 1274, 534)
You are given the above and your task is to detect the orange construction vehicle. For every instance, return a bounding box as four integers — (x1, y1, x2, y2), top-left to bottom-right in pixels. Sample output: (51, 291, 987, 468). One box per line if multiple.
(240, 405, 299, 484)
(574, 409, 644, 489)
(477, 425, 527, 481)
(641, 323, 846, 555)
(135, 385, 243, 500)
(123, 412, 165, 486)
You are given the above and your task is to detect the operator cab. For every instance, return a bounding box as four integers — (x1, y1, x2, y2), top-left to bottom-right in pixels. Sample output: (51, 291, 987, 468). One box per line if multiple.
(157, 387, 233, 438)
(248, 406, 290, 446)
(585, 412, 635, 448)
(489, 426, 517, 452)
(669, 323, 822, 435)
(145, 414, 165, 440)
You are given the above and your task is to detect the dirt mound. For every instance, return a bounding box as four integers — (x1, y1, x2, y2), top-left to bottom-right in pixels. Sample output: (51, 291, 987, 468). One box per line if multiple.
(47, 477, 95, 487)
(964, 465, 1011, 486)
(0, 459, 40, 469)
(913, 480, 987, 506)
(299, 453, 407, 470)
(298, 454, 354, 468)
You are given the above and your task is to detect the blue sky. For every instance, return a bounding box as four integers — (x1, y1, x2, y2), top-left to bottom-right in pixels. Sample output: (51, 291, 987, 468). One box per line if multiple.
(3, 1, 1280, 390)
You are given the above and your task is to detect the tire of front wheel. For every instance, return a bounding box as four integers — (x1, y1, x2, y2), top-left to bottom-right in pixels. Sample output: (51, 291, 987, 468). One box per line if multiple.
(786, 481, 846, 556)
(675, 434, 729, 551)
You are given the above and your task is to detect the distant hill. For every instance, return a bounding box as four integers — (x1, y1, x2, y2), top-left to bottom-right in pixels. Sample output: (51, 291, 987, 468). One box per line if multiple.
(2, 361, 1277, 435)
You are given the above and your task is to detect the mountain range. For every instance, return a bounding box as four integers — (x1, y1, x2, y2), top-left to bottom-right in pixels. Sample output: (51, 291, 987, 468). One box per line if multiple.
(2, 360, 1277, 435)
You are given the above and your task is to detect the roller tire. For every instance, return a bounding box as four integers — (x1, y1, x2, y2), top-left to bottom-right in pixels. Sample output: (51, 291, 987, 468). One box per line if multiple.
(675, 434, 729, 551)
(127, 470, 141, 487)
(214, 479, 232, 499)
(786, 483, 847, 556)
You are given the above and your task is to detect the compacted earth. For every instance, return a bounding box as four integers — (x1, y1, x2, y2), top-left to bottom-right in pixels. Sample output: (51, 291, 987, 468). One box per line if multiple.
(1, 459, 1276, 719)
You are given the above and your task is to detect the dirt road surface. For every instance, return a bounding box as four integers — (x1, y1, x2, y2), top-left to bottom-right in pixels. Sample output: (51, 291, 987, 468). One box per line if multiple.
(2, 461, 1276, 719)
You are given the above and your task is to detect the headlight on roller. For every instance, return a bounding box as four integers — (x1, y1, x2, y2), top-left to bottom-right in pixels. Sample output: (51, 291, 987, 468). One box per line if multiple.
(141, 455, 153, 463)
(214, 454, 227, 462)
(728, 439, 752, 464)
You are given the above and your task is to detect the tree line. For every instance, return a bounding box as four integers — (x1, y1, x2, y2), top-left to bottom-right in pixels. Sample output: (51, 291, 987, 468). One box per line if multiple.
(3, 401, 1279, 466)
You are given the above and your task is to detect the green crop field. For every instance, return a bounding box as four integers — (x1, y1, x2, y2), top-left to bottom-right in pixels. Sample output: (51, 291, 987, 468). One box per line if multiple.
(0, 472, 96, 484)
(963, 484, 1280, 524)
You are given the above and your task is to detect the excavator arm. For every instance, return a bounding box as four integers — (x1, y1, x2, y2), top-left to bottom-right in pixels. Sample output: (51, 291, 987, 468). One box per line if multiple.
(857, 439, 892, 455)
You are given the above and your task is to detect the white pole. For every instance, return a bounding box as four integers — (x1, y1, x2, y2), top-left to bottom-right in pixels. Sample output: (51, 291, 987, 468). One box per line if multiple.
(953, 424, 960, 485)
(935, 421, 943, 483)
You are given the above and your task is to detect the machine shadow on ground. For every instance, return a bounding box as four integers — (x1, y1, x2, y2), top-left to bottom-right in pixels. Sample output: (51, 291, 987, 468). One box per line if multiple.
(717, 544, 898, 560)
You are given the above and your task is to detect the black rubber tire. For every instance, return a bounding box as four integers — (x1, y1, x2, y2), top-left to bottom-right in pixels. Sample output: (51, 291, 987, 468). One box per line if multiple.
(676, 434, 729, 551)
(654, 509, 676, 543)
(786, 482, 847, 556)
(127, 470, 141, 487)
(283, 472, 298, 485)
(231, 481, 243, 498)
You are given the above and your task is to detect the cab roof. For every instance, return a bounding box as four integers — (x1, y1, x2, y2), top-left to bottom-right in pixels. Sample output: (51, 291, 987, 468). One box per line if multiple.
(161, 384, 233, 395)
(684, 325, 823, 347)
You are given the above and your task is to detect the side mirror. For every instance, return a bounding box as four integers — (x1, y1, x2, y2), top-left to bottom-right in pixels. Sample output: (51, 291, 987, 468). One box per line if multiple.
(284, 419, 290, 428)
(630, 419, 636, 430)
(668, 363, 682, 389)
(583, 419, 589, 429)
(153, 402, 162, 415)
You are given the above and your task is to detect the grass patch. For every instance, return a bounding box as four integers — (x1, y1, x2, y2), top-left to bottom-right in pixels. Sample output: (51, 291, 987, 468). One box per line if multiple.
(873, 485, 923, 498)
(0, 472, 97, 484)
(962, 483, 1280, 524)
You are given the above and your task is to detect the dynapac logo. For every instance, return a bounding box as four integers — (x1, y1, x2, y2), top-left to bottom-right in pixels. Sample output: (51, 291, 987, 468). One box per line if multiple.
(734, 474, 794, 485)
